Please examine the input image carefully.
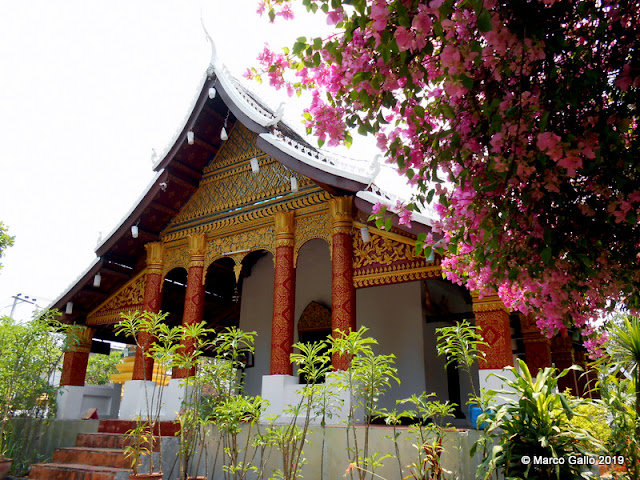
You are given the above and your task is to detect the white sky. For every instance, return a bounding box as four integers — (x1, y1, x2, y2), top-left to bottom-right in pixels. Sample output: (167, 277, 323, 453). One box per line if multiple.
(0, 1, 410, 321)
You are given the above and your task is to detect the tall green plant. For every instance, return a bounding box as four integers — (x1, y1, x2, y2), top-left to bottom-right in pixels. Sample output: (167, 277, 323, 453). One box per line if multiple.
(398, 394, 456, 480)
(264, 340, 334, 480)
(0, 310, 66, 474)
(435, 320, 487, 403)
(115, 310, 180, 474)
(475, 359, 602, 480)
(329, 327, 399, 480)
(172, 321, 217, 480)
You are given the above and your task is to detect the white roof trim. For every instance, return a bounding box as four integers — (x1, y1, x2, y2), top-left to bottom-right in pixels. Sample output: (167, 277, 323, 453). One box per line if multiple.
(214, 62, 281, 128)
(48, 258, 101, 311)
(151, 71, 209, 171)
(94, 170, 165, 253)
(260, 130, 379, 185)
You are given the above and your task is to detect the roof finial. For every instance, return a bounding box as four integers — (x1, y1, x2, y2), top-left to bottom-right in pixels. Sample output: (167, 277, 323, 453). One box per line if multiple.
(266, 102, 286, 127)
(200, 4, 217, 77)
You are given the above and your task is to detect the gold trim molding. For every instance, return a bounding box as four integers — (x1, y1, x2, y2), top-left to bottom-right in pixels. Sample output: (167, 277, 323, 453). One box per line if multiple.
(353, 264, 442, 288)
(471, 293, 509, 313)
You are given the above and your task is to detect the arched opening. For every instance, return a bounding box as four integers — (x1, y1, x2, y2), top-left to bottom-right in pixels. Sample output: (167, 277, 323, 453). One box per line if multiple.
(160, 267, 188, 327)
(204, 257, 240, 331)
(298, 301, 332, 384)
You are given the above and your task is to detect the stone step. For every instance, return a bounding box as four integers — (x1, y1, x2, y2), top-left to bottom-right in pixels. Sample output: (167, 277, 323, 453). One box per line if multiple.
(28, 462, 131, 480)
(77, 432, 160, 451)
(53, 447, 129, 469)
(98, 419, 179, 437)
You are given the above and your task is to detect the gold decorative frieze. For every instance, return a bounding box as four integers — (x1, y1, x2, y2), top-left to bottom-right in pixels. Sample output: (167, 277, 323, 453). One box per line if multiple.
(161, 187, 330, 243)
(294, 210, 332, 266)
(163, 242, 190, 277)
(353, 231, 418, 268)
(204, 224, 276, 272)
(352, 228, 441, 288)
(353, 263, 442, 288)
(87, 271, 147, 325)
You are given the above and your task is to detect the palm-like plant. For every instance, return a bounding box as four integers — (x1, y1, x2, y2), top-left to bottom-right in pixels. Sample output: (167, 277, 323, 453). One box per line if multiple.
(595, 314, 640, 480)
(477, 359, 601, 480)
(605, 314, 640, 428)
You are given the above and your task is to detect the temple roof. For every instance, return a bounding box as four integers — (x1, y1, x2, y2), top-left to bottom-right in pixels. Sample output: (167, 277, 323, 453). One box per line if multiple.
(50, 45, 435, 325)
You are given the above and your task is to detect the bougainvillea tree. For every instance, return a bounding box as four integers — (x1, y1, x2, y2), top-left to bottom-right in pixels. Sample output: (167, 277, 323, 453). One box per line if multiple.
(250, 0, 639, 349)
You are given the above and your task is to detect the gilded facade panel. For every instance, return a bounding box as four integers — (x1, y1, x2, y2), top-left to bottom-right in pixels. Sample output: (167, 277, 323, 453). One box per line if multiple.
(162, 243, 190, 277)
(164, 123, 315, 240)
(204, 225, 276, 271)
(86, 270, 146, 325)
(294, 210, 331, 266)
(352, 231, 441, 288)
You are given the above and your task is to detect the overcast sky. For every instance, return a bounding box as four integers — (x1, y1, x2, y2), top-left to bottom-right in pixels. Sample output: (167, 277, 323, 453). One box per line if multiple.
(0, 1, 408, 321)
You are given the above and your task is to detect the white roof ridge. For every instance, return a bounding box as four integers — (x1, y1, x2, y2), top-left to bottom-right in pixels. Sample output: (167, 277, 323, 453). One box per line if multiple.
(260, 129, 380, 184)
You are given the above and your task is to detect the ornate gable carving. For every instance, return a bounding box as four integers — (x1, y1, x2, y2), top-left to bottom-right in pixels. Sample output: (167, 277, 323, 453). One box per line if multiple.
(86, 270, 146, 325)
(164, 123, 313, 238)
(352, 230, 441, 288)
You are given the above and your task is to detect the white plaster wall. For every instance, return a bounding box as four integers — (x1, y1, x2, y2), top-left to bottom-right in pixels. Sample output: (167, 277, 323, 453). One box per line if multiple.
(238, 252, 274, 397)
(294, 238, 332, 339)
(356, 281, 427, 411)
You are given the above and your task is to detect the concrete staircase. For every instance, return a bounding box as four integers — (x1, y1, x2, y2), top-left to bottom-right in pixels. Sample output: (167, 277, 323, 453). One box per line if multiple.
(28, 432, 133, 480)
(26, 420, 176, 480)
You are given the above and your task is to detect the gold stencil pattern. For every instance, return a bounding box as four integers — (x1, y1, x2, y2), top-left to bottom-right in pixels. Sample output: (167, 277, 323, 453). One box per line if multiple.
(166, 124, 313, 237)
(204, 225, 276, 270)
(163, 243, 190, 277)
(353, 232, 417, 268)
(352, 231, 441, 288)
(294, 210, 331, 266)
(87, 271, 146, 325)
(203, 123, 261, 172)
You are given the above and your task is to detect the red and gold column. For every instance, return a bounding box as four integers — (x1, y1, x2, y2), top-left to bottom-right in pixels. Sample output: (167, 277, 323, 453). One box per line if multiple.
(520, 314, 552, 376)
(133, 242, 164, 381)
(472, 293, 514, 370)
(270, 211, 296, 375)
(174, 234, 207, 379)
(60, 325, 95, 386)
(329, 196, 356, 370)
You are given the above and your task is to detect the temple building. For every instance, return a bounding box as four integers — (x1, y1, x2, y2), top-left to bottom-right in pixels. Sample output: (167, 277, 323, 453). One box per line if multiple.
(50, 45, 592, 426)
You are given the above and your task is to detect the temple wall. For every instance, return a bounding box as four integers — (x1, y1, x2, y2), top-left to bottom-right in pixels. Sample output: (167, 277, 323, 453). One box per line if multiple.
(238, 252, 274, 397)
(294, 238, 332, 343)
(357, 281, 427, 411)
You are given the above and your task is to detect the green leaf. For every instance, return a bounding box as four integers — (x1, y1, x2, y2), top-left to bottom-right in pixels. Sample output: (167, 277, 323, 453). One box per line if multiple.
(477, 9, 493, 32)
(541, 247, 553, 264)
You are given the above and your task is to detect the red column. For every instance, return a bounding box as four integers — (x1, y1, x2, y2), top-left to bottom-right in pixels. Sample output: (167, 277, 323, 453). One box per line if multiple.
(60, 326, 95, 386)
(174, 234, 206, 379)
(472, 294, 514, 370)
(520, 314, 552, 376)
(133, 242, 164, 381)
(329, 197, 356, 371)
(551, 334, 578, 394)
(271, 211, 296, 375)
